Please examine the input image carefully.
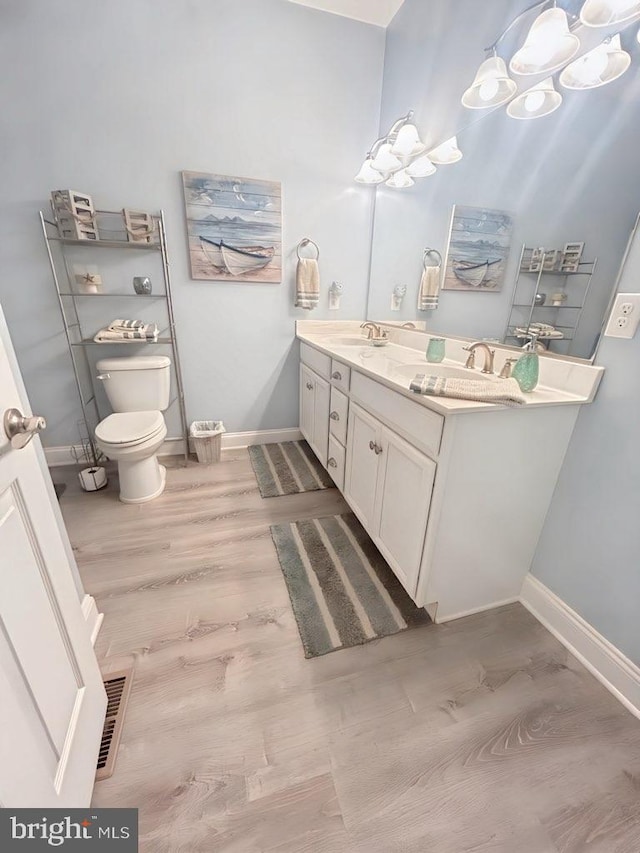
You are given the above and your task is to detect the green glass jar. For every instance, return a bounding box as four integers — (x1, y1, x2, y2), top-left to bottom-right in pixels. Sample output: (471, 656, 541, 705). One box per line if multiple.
(426, 337, 445, 363)
(512, 350, 539, 392)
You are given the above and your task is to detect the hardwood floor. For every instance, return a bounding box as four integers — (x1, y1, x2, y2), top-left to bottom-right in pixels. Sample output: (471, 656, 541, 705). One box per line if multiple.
(55, 451, 640, 852)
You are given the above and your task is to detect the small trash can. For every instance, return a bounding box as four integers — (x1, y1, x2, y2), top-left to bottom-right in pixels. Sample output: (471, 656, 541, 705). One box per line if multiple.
(190, 420, 226, 464)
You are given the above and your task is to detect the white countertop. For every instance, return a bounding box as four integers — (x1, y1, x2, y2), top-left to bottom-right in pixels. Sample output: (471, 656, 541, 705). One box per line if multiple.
(297, 323, 604, 416)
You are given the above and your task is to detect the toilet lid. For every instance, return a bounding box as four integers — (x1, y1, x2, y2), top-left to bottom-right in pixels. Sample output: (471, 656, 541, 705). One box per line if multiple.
(95, 411, 164, 446)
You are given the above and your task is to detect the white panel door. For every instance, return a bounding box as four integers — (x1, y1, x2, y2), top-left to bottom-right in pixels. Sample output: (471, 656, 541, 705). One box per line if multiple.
(311, 373, 330, 468)
(344, 403, 381, 531)
(299, 364, 315, 446)
(0, 308, 106, 807)
(374, 426, 436, 599)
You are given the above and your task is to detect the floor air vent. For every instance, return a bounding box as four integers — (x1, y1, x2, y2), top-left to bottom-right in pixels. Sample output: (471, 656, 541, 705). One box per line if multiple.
(96, 666, 134, 781)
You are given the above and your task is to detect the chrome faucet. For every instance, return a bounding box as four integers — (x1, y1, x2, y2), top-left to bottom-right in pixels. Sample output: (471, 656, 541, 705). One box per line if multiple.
(499, 357, 518, 379)
(463, 342, 496, 374)
(360, 322, 383, 340)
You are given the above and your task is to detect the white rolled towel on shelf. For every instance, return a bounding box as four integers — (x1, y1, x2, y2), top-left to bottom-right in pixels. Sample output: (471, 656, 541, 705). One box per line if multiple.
(295, 258, 320, 310)
(94, 319, 159, 342)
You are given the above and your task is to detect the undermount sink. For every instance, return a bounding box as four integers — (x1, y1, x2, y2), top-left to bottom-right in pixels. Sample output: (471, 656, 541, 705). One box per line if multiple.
(319, 335, 369, 346)
(391, 362, 494, 382)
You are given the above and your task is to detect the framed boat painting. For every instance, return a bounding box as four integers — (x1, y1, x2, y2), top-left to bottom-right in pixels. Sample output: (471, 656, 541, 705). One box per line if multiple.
(182, 171, 282, 282)
(442, 205, 513, 292)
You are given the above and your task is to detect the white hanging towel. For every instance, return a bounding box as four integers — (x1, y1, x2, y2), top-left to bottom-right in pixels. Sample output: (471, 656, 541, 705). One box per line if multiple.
(295, 258, 320, 310)
(418, 265, 441, 311)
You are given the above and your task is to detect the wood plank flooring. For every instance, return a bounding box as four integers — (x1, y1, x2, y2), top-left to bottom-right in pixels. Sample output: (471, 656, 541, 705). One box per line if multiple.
(55, 451, 640, 852)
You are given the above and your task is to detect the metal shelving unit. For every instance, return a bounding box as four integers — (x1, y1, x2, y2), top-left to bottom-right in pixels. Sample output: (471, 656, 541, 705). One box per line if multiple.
(40, 208, 189, 462)
(503, 244, 598, 355)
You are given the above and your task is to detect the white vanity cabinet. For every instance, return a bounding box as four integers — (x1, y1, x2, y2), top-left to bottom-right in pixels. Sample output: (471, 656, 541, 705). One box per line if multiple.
(298, 337, 591, 624)
(345, 403, 436, 598)
(299, 362, 330, 468)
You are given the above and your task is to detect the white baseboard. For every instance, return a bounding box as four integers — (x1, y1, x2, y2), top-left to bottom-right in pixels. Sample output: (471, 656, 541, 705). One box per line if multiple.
(521, 574, 640, 720)
(81, 594, 103, 647)
(45, 429, 303, 466)
(429, 596, 520, 624)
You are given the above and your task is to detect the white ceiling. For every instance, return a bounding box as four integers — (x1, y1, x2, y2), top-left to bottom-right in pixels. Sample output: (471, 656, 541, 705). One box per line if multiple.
(288, 0, 405, 27)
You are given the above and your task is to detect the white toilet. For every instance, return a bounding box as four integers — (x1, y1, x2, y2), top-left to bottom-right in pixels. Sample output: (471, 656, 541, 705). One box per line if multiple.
(94, 355, 171, 504)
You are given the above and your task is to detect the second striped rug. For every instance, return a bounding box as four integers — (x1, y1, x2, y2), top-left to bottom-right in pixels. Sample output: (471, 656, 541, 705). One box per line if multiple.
(249, 440, 334, 497)
(271, 512, 431, 658)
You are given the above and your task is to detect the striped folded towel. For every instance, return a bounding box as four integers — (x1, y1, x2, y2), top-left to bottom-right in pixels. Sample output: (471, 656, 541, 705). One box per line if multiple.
(94, 321, 159, 342)
(410, 374, 526, 406)
(295, 258, 320, 310)
(417, 265, 441, 311)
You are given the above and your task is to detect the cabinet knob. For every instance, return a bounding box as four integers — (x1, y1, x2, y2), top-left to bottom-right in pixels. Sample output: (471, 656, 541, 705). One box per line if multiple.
(369, 440, 383, 455)
(330, 411, 340, 421)
(332, 371, 342, 381)
(328, 457, 337, 468)
(306, 382, 314, 390)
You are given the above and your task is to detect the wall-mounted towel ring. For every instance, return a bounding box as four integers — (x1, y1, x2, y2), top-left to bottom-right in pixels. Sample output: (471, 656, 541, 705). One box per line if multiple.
(297, 238, 320, 261)
(423, 248, 442, 269)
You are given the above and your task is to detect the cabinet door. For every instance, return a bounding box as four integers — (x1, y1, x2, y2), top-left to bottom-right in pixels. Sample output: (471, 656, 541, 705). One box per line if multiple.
(344, 403, 381, 530)
(299, 364, 315, 447)
(311, 373, 330, 468)
(374, 426, 436, 599)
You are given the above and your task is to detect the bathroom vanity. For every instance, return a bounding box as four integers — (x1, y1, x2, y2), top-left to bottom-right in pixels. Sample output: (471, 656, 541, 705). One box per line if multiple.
(297, 321, 603, 623)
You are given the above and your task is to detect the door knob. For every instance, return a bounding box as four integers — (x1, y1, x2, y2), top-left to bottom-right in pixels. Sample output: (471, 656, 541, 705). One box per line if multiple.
(4, 407, 47, 449)
(306, 382, 314, 390)
(368, 440, 383, 455)
(330, 411, 340, 421)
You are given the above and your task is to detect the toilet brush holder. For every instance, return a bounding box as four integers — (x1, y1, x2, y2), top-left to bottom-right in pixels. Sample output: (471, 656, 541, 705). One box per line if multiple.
(78, 466, 108, 492)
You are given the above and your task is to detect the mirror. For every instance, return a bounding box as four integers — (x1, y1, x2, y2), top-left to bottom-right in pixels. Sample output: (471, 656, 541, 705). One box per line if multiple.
(365, 0, 640, 361)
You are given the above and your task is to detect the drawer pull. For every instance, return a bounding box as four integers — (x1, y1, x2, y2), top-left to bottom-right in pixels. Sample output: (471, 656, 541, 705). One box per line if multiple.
(306, 382, 314, 390)
(330, 411, 340, 421)
(328, 457, 337, 468)
(332, 371, 342, 381)
(369, 440, 383, 455)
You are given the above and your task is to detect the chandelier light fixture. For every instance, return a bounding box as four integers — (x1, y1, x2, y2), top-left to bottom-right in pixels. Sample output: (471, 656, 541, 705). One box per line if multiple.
(354, 111, 450, 189)
(559, 34, 631, 88)
(506, 77, 563, 119)
(580, 0, 640, 27)
(428, 136, 463, 165)
(509, 8, 580, 75)
(461, 0, 639, 123)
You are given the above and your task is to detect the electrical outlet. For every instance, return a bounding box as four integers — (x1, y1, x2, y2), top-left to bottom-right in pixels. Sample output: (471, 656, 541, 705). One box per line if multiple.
(604, 293, 640, 339)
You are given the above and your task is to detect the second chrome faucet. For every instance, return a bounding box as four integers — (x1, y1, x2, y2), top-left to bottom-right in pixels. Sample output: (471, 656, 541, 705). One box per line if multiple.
(463, 342, 495, 375)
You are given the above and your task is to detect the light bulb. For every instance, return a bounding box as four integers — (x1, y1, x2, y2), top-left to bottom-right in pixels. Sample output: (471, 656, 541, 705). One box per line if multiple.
(637, 24, 640, 41)
(572, 47, 610, 85)
(428, 136, 463, 165)
(406, 155, 436, 178)
(385, 169, 415, 189)
(354, 158, 385, 185)
(370, 143, 402, 173)
(581, 0, 640, 26)
(478, 78, 500, 102)
(510, 8, 579, 74)
(391, 123, 425, 157)
(524, 90, 547, 113)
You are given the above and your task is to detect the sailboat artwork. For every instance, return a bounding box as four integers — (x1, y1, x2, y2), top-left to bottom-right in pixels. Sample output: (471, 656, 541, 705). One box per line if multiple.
(182, 171, 282, 282)
(443, 205, 513, 292)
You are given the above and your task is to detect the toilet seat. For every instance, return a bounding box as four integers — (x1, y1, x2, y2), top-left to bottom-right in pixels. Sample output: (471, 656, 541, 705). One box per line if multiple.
(95, 411, 165, 447)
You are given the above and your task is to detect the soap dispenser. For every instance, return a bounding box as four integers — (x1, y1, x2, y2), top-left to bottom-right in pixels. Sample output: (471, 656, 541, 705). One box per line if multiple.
(512, 334, 539, 392)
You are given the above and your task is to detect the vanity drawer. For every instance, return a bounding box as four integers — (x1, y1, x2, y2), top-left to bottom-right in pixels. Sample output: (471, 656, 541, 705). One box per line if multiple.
(329, 386, 348, 446)
(327, 435, 345, 490)
(330, 360, 350, 393)
(300, 342, 331, 380)
(350, 371, 444, 460)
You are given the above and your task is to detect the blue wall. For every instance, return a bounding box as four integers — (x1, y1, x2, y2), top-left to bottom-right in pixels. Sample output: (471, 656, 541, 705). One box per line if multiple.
(367, 0, 640, 359)
(0, 0, 385, 445)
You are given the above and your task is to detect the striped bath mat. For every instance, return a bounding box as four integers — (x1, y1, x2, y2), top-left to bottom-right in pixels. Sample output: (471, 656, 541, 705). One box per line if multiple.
(249, 440, 334, 498)
(271, 512, 431, 658)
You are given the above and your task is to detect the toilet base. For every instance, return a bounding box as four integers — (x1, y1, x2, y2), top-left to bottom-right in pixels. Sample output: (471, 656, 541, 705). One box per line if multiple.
(118, 456, 166, 504)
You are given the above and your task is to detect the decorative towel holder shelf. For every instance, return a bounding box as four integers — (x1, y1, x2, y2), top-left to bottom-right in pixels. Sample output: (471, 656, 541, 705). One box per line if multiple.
(297, 237, 320, 260)
(423, 247, 443, 269)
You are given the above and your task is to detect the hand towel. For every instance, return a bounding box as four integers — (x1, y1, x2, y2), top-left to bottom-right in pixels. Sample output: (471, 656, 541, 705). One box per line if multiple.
(417, 265, 441, 311)
(108, 319, 147, 331)
(295, 258, 320, 310)
(410, 374, 526, 406)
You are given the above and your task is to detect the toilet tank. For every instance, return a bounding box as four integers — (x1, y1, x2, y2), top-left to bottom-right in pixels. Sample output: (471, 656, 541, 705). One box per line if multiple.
(96, 356, 171, 412)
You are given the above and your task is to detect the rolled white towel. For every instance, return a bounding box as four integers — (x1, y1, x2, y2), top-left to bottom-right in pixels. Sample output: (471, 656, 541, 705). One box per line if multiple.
(295, 258, 320, 310)
(410, 373, 526, 406)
